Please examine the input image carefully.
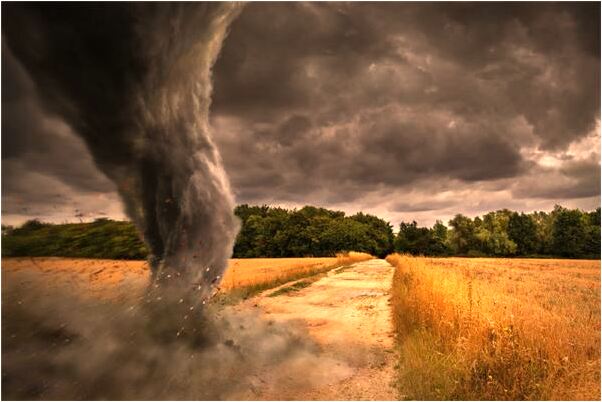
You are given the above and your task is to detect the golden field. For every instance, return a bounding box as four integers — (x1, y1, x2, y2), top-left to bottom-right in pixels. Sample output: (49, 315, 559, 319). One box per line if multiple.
(221, 257, 336, 289)
(1, 252, 373, 301)
(221, 251, 372, 290)
(386, 254, 601, 400)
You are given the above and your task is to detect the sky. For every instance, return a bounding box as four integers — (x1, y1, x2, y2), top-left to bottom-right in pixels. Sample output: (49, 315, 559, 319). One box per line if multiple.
(2, 2, 600, 228)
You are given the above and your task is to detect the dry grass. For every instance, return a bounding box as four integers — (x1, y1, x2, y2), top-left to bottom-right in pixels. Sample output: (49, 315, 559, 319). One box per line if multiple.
(221, 251, 372, 290)
(386, 254, 601, 400)
(2, 257, 149, 302)
(2, 252, 373, 302)
(216, 252, 373, 302)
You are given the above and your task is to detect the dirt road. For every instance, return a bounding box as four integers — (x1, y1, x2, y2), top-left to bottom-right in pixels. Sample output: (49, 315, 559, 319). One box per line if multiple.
(233, 258, 397, 400)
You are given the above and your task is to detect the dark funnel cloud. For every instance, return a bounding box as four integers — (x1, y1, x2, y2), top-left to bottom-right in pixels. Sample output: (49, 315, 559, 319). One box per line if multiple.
(2, 3, 241, 294)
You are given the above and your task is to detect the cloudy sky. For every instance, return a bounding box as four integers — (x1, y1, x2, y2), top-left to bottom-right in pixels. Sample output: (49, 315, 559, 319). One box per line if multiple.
(2, 2, 600, 227)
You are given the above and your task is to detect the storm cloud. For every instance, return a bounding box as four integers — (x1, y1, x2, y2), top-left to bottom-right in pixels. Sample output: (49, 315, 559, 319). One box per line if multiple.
(2, 2, 600, 227)
(2, 41, 121, 223)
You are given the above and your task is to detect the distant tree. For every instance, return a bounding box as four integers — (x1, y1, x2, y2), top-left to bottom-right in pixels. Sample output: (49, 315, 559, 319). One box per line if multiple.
(234, 204, 270, 221)
(3, 219, 147, 259)
(283, 209, 314, 256)
(530, 210, 554, 254)
(16, 219, 48, 234)
(448, 214, 477, 254)
(231, 204, 393, 258)
(551, 206, 587, 258)
(507, 212, 538, 255)
(430, 220, 450, 255)
(394, 221, 448, 256)
(432, 220, 448, 241)
(583, 207, 601, 258)
(475, 210, 516, 256)
(395, 221, 428, 254)
(4, 204, 598, 260)
(351, 212, 394, 257)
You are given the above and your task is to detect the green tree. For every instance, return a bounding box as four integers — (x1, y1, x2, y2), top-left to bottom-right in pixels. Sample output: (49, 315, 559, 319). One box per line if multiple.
(351, 212, 394, 257)
(448, 214, 477, 254)
(395, 221, 428, 254)
(507, 212, 538, 255)
(551, 206, 587, 258)
(530, 210, 554, 254)
(4, 204, 598, 260)
(395, 221, 449, 256)
(430, 220, 450, 255)
(583, 208, 600, 258)
(475, 210, 516, 256)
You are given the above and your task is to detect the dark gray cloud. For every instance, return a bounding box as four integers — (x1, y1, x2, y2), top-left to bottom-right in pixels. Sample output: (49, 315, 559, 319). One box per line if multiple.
(391, 199, 456, 213)
(213, 3, 599, 141)
(512, 158, 602, 200)
(2, 3, 600, 228)
(210, 2, 600, 216)
(206, 3, 600, 214)
(2, 42, 120, 222)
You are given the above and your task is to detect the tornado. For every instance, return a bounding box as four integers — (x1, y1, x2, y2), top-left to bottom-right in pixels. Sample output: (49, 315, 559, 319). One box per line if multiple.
(2, 3, 242, 297)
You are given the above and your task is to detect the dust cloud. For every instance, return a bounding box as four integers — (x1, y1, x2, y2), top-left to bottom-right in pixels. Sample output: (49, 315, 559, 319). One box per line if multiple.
(2, 269, 349, 400)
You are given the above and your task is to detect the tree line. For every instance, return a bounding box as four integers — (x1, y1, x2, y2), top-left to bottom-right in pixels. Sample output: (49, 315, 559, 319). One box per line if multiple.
(2, 204, 599, 260)
(397, 205, 600, 259)
(1, 204, 396, 259)
(233, 204, 394, 258)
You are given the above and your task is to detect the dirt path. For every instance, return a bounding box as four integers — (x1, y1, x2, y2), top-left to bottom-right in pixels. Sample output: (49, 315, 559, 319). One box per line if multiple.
(233, 259, 397, 400)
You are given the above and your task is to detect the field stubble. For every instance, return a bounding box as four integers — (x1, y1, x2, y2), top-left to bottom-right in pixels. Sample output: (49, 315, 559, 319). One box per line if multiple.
(387, 254, 601, 400)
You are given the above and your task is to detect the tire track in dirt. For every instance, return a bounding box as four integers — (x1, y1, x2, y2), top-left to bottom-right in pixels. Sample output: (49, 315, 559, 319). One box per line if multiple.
(232, 259, 397, 400)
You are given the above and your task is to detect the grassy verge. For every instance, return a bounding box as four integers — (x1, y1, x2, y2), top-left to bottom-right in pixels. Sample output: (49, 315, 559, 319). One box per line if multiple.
(267, 278, 318, 297)
(214, 269, 328, 305)
(387, 253, 600, 400)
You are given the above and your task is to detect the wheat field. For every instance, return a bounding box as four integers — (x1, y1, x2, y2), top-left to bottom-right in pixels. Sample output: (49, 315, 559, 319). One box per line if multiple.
(221, 252, 372, 290)
(386, 254, 601, 400)
(2, 252, 373, 301)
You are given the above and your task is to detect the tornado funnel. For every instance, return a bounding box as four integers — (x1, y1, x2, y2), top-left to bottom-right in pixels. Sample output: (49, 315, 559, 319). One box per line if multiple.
(2, 3, 242, 297)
